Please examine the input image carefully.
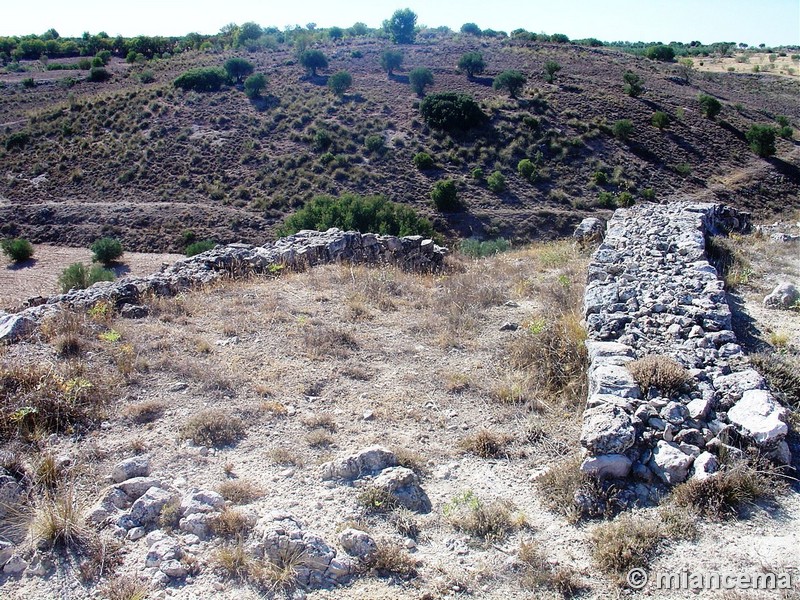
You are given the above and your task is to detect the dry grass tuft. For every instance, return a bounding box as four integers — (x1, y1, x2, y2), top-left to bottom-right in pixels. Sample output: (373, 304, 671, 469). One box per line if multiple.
(517, 539, 583, 597)
(260, 400, 288, 417)
(301, 323, 359, 359)
(366, 539, 418, 579)
(305, 428, 334, 448)
(267, 447, 303, 466)
(29, 487, 91, 550)
(590, 513, 663, 583)
(0, 361, 111, 441)
(751, 352, 800, 410)
(212, 542, 252, 580)
(217, 479, 264, 504)
(209, 507, 251, 539)
(99, 575, 150, 600)
(122, 399, 167, 424)
(626, 354, 691, 396)
(443, 490, 524, 542)
(249, 547, 306, 592)
(389, 507, 420, 540)
(671, 460, 783, 519)
(357, 486, 399, 514)
(301, 413, 337, 431)
(34, 452, 63, 489)
(393, 447, 429, 477)
(459, 429, 512, 458)
(180, 408, 245, 448)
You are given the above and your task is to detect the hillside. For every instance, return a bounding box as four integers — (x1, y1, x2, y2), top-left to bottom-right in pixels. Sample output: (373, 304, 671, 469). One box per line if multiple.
(1, 34, 799, 252)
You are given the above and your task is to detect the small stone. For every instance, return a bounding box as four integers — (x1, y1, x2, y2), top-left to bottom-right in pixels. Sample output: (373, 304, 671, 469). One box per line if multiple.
(160, 559, 188, 578)
(111, 456, 151, 483)
(650, 440, 694, 484)
(338, 528, 377, 560)
(499, 322, 520, 331)
(362, 410, 374, 421)
(580, 454, 631, 479)
(3, 555, 27, 575)
(763, 282, 799, 310)
(728, 389, 788, 446)
(692, 452, 718, 480)
(116, 477, 162, 500)
(127, 527, 146, 541)
(167, 382, 189, 392)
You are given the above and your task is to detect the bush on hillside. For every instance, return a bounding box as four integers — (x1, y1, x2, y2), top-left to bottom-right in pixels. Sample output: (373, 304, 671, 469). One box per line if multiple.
(409, 67, 434, 96)
(87, 67, 111, 82)
(5, 132, 30, 151)
(244, 73, 266, 99)
(745, 124, 777, 157)
(487, 171, 506, 193)
(419, 92, 486, 133)
(278, 194, 433, 238)
(458, 52, 485, 78)
(174, 67, 227, 92)
(327, 70, 352, 96)
(299, 50, 328, 76)
(223, 57, 254, 83)
(431, 179, 461, 212)
(90, 237, 123, 265)
(645, 45, 675, 61)
(413, 152, 435, 170)
(623, 71, 643, 97)
(1, 238, 34, 263)
(380, 49, 403, 75)
(698, 94, 722, 119)
(493, 70, 527, 98)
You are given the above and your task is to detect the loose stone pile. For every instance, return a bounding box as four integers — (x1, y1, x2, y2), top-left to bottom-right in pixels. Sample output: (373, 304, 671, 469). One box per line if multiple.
(0, 229, 447, 343)
(579, 203, 791, 492)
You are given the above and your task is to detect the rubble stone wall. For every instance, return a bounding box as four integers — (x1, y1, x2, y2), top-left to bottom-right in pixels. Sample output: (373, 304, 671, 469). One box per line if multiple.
(580, 202, 791, 488)
(0, 228, 447, 343)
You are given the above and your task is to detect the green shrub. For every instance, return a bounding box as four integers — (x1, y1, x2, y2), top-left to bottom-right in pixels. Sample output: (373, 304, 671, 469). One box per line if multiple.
(87, 67, 111, 82)
(408, 67, 433, 96)
(460, 238, 510, 257)
(224, 57, 254, 83)
(487, 170, 506, 193)
(58, 263, 114, 292)
(413, 152, 435, 170)
(364, 134, 384, 153)
(460, 23, 482, 36)
(472, 167, 484, 181)
(431, 179, 461, 212)
(517, 158, 536, 181)
(617, 191, 635, 207)
(5, 132, 30, 151)
(777, 126, 793, 139)
(185, 241, 216, 257)
(698, 94, 722, 119)
(592, 170, 608, 184)
(380, 49, 403, 75)
(313, 129, 333, 152)
(419, 92, 486, 133)
(493, 70, 527, 98)
(278, 194, 433, 238)
(299, 49, 328, 76)
(1, 238, 34, 263)
(523, 115, 539, 129)
(651, 111, 670, 129)
(327, 70, 352, 96)
(597, 191, 616, 208)
(612, 119, 634, 140)
(138, 70, 155, 83)
(90, 237, 123, 265)
(745, 124, 777, 157)
(21, 77, 35, 88)
(244, 73, 266, 99)
(645, 45, 675, 61)
(458, 52, 485, 78)
(174, 67, 227, 92)
(641, 188, 656, 201)
(543, 61, 561, 83)
(623, 70, 643, 97)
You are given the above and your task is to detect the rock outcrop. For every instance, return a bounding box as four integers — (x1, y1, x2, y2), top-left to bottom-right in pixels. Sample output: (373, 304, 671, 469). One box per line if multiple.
(579, 202, 790, 495)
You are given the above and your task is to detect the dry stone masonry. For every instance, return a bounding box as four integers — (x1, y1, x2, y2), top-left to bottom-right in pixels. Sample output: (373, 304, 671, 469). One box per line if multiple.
(0, 228, 447, 343)
(580, 202, 791, 494)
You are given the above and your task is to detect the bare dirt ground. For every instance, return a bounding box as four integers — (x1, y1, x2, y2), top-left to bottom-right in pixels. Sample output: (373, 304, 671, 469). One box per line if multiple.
(0, 245, 184, 311)
(1, 239, 798, 600)
(694, 53, 800, 78)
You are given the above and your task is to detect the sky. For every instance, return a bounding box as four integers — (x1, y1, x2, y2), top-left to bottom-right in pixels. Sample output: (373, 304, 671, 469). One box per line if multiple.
(2, 0, 798, 46)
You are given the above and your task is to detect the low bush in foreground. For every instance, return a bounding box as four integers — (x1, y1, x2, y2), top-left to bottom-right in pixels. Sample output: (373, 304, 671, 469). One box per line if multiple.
(459, 237, 510, 257)
(58, 263, 115, 292)
(90, 237, 123, 265)
(174, 67, 227, 92)
(180, 409, 246, 448)
(185, 240, 216, 257)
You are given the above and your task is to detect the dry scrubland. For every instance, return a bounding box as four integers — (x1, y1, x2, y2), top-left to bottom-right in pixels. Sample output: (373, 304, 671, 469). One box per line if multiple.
(0, 236, 798, 599)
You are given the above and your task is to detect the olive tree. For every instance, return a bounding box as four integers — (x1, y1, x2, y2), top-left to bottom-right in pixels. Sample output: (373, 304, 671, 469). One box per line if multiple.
(458, 52, 485, 78)
(493, 70, 527, 98)
(299, 49, 328, 76)
(380, 49, 403, 76)
(409, 67, 433, 96)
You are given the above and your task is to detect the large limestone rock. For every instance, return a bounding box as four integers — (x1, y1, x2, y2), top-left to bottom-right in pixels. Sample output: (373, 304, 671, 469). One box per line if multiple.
(338, 528, 377, 561)
(0, 314, 35, 343)
(573, 217, 605, 246)
(128, 487, 178, 527)
(728, 389, 788, 446)
(370, 467, 431, 513)
(649, 441, 694, 484)
(580, 404, 636, 455)
(111, 456, 151, 483)
(580, 454, 632, 479)
(321, 446, 397, 481)
(763, 282, 799, 310)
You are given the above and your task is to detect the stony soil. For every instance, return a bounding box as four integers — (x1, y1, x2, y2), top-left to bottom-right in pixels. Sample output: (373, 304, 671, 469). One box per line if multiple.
(0, 235, 798, 599)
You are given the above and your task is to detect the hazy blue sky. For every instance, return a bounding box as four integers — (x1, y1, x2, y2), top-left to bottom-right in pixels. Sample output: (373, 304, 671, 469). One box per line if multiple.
(3, 0, 798, 46)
